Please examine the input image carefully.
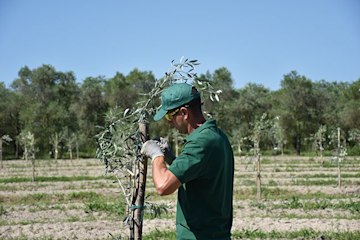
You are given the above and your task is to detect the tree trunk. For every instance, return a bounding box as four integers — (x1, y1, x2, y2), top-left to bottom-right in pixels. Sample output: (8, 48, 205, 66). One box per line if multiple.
(256, 151, 261, 201)
(76, 141, 79, 159)
(0, 139, 3, 168)
(295, 135, 301, 155)
(31, 154, 35, 182)
(69, 144, 73, 160)
(130, 122, 149, 240)
(54, 147, 58, 161)
(254, 140, 261, 201)
(337, 127, 341, 188)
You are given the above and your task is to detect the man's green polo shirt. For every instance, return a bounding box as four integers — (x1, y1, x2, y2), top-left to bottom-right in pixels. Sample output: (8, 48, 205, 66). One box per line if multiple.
(169, 119, 234, 240)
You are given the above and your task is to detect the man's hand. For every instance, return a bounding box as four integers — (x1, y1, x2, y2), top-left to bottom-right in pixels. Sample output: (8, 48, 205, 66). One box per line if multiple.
(157, 137, 176, 165)
(141, 140, 164, 162)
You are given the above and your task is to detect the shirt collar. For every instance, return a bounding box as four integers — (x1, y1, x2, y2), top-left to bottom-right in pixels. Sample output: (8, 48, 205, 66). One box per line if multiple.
(185, 119, 217, 142)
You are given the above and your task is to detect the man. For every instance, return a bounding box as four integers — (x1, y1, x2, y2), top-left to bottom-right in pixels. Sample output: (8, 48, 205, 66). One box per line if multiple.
(141, 83, 234, 240)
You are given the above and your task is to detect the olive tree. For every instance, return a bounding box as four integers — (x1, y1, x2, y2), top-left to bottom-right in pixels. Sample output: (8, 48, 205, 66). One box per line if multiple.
(250, 113, 271, 200)
(18, 131, 36, 181)
(328, 127, 347, 188)
(348, 128, 360, 148)
(96, 57, 220, 239)
(271, 116, 286, 155)
(0, 135, 12, 168)
(309, 125, 327, 163)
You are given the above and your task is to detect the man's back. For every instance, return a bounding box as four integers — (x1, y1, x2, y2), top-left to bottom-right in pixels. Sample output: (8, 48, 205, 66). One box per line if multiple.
(169, 119, 234, 239)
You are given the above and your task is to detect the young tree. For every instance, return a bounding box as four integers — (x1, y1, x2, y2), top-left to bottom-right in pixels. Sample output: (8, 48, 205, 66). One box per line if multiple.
(250, 113, 271, 200)
(310, 125, 327, 162)
(328, 127, 347, 188)
(63, 128, 77, 160)
(49, 132, 64, 161)
(0, 135, 12, 168)
(271, 116, 286, 155)
(96, 57, 219, 239)
(348, 128, 360, 147)
(230, 129, 246, 156)
(18, 131, 36, 181)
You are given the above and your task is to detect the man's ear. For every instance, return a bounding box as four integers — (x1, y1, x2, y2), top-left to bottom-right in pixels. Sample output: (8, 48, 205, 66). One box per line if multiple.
(180, 107, 188, 119)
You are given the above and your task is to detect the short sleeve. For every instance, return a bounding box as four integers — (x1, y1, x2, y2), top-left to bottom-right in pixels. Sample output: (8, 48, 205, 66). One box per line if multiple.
(168, 137, 209, 183)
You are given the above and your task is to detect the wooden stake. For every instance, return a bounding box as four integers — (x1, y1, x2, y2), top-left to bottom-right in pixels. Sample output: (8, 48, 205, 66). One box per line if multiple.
(256, 153, 261, 201)
(131, 122, 149, 240)
(337, 127, 341, 188)
(0, 138, 3, 169)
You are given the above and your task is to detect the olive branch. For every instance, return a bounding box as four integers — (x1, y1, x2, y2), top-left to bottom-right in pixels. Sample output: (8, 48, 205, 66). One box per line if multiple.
(95, 57, 221, 233)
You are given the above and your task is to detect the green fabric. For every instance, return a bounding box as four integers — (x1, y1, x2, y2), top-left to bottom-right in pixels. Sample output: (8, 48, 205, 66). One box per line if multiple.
(169, 119, 234, 240)
(154, 83, 200, 121)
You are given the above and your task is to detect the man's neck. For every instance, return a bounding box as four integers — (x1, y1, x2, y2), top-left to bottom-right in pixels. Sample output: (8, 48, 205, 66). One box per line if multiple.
(187, 115, 206, 134)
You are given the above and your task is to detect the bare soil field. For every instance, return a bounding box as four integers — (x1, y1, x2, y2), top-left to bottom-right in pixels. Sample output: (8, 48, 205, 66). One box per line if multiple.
(0, 156, 359, 239)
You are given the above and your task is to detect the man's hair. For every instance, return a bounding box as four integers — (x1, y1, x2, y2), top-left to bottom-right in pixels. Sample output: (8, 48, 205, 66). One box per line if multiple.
(187, 95, 202, 115)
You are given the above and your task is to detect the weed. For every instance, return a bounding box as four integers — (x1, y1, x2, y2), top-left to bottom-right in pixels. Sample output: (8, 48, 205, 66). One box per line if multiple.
(267, 179, 278, 186)
(0, 204, 6, 215)
(0, 175, 115, 184)
(249, 200, 267, 210)
(292, 179, 339, 186)
(283, 195, 303, 209)
(143, 229, 176, 240)
(232, 229, 360, 239)
(84, 193, 125, 217)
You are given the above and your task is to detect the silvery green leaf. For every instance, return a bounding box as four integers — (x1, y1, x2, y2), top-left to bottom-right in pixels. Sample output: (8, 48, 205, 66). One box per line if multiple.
(210, 93, 214, 102)
(124, 108, 130, 117)
(216, 90, 223, 94)
(215, 94, 220, 102)
(197, 80, 203, 85)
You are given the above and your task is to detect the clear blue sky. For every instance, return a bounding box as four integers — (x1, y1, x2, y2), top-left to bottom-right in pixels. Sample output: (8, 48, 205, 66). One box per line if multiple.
(0, 0, 359, 90)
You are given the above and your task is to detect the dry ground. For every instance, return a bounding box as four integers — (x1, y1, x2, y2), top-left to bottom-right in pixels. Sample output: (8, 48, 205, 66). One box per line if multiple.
(0, 156, 359, 239)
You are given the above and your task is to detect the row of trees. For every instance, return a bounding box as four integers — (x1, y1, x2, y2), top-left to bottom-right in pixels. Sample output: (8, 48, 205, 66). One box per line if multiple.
(0, 64, 359, 159)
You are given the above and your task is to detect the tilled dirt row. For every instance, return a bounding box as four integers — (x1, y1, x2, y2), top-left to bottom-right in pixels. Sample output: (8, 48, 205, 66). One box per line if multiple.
(0, 157, 359, 239)
(1, 207, 359, 239)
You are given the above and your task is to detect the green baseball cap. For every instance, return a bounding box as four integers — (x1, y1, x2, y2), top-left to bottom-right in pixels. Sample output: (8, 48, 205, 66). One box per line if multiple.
(154, 83, 200, 121)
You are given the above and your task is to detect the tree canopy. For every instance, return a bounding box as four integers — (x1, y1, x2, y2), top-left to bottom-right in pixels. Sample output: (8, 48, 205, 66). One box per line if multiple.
(1, 64, 359, 158)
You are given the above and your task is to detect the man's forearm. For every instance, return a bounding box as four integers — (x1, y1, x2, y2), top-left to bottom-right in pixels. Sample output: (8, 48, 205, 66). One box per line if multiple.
(152, 156, 181, 196)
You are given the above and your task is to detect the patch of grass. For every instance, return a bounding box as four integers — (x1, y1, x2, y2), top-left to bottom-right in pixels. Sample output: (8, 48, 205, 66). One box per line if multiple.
(285, 166, 295, 172)
(322, 161, 338, 168)
(242, 179, 256, 186)
(143, 229, 176, 240)
(335, 199, 360, 214)
(0, 175, 115, 183)
(232, 229, 360, 239)
(67, 215, 81, 222)
(267, 179, 278, 186)
(84, 193, 125, 217)
(0, 191, 120, 205)
(292, 179, 340, 186)
(249, 200, 267, 210)
(286, 196, 303, 209)
(0, 204, 6, 215)
(28, 204, 66, 212)
(260, 158, 272, 164)
(261, 212, 360, 220)
(233, 187, 359, 201)
(273, 196, 360, 213)
(23, 193, 52, 203)
(3, 235, 54, 240)
(234, 187, 295, 200)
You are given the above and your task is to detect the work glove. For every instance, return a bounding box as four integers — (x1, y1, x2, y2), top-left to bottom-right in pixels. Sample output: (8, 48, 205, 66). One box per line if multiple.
(155, 137, 176, 165)
(141, 140, 164, 162)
